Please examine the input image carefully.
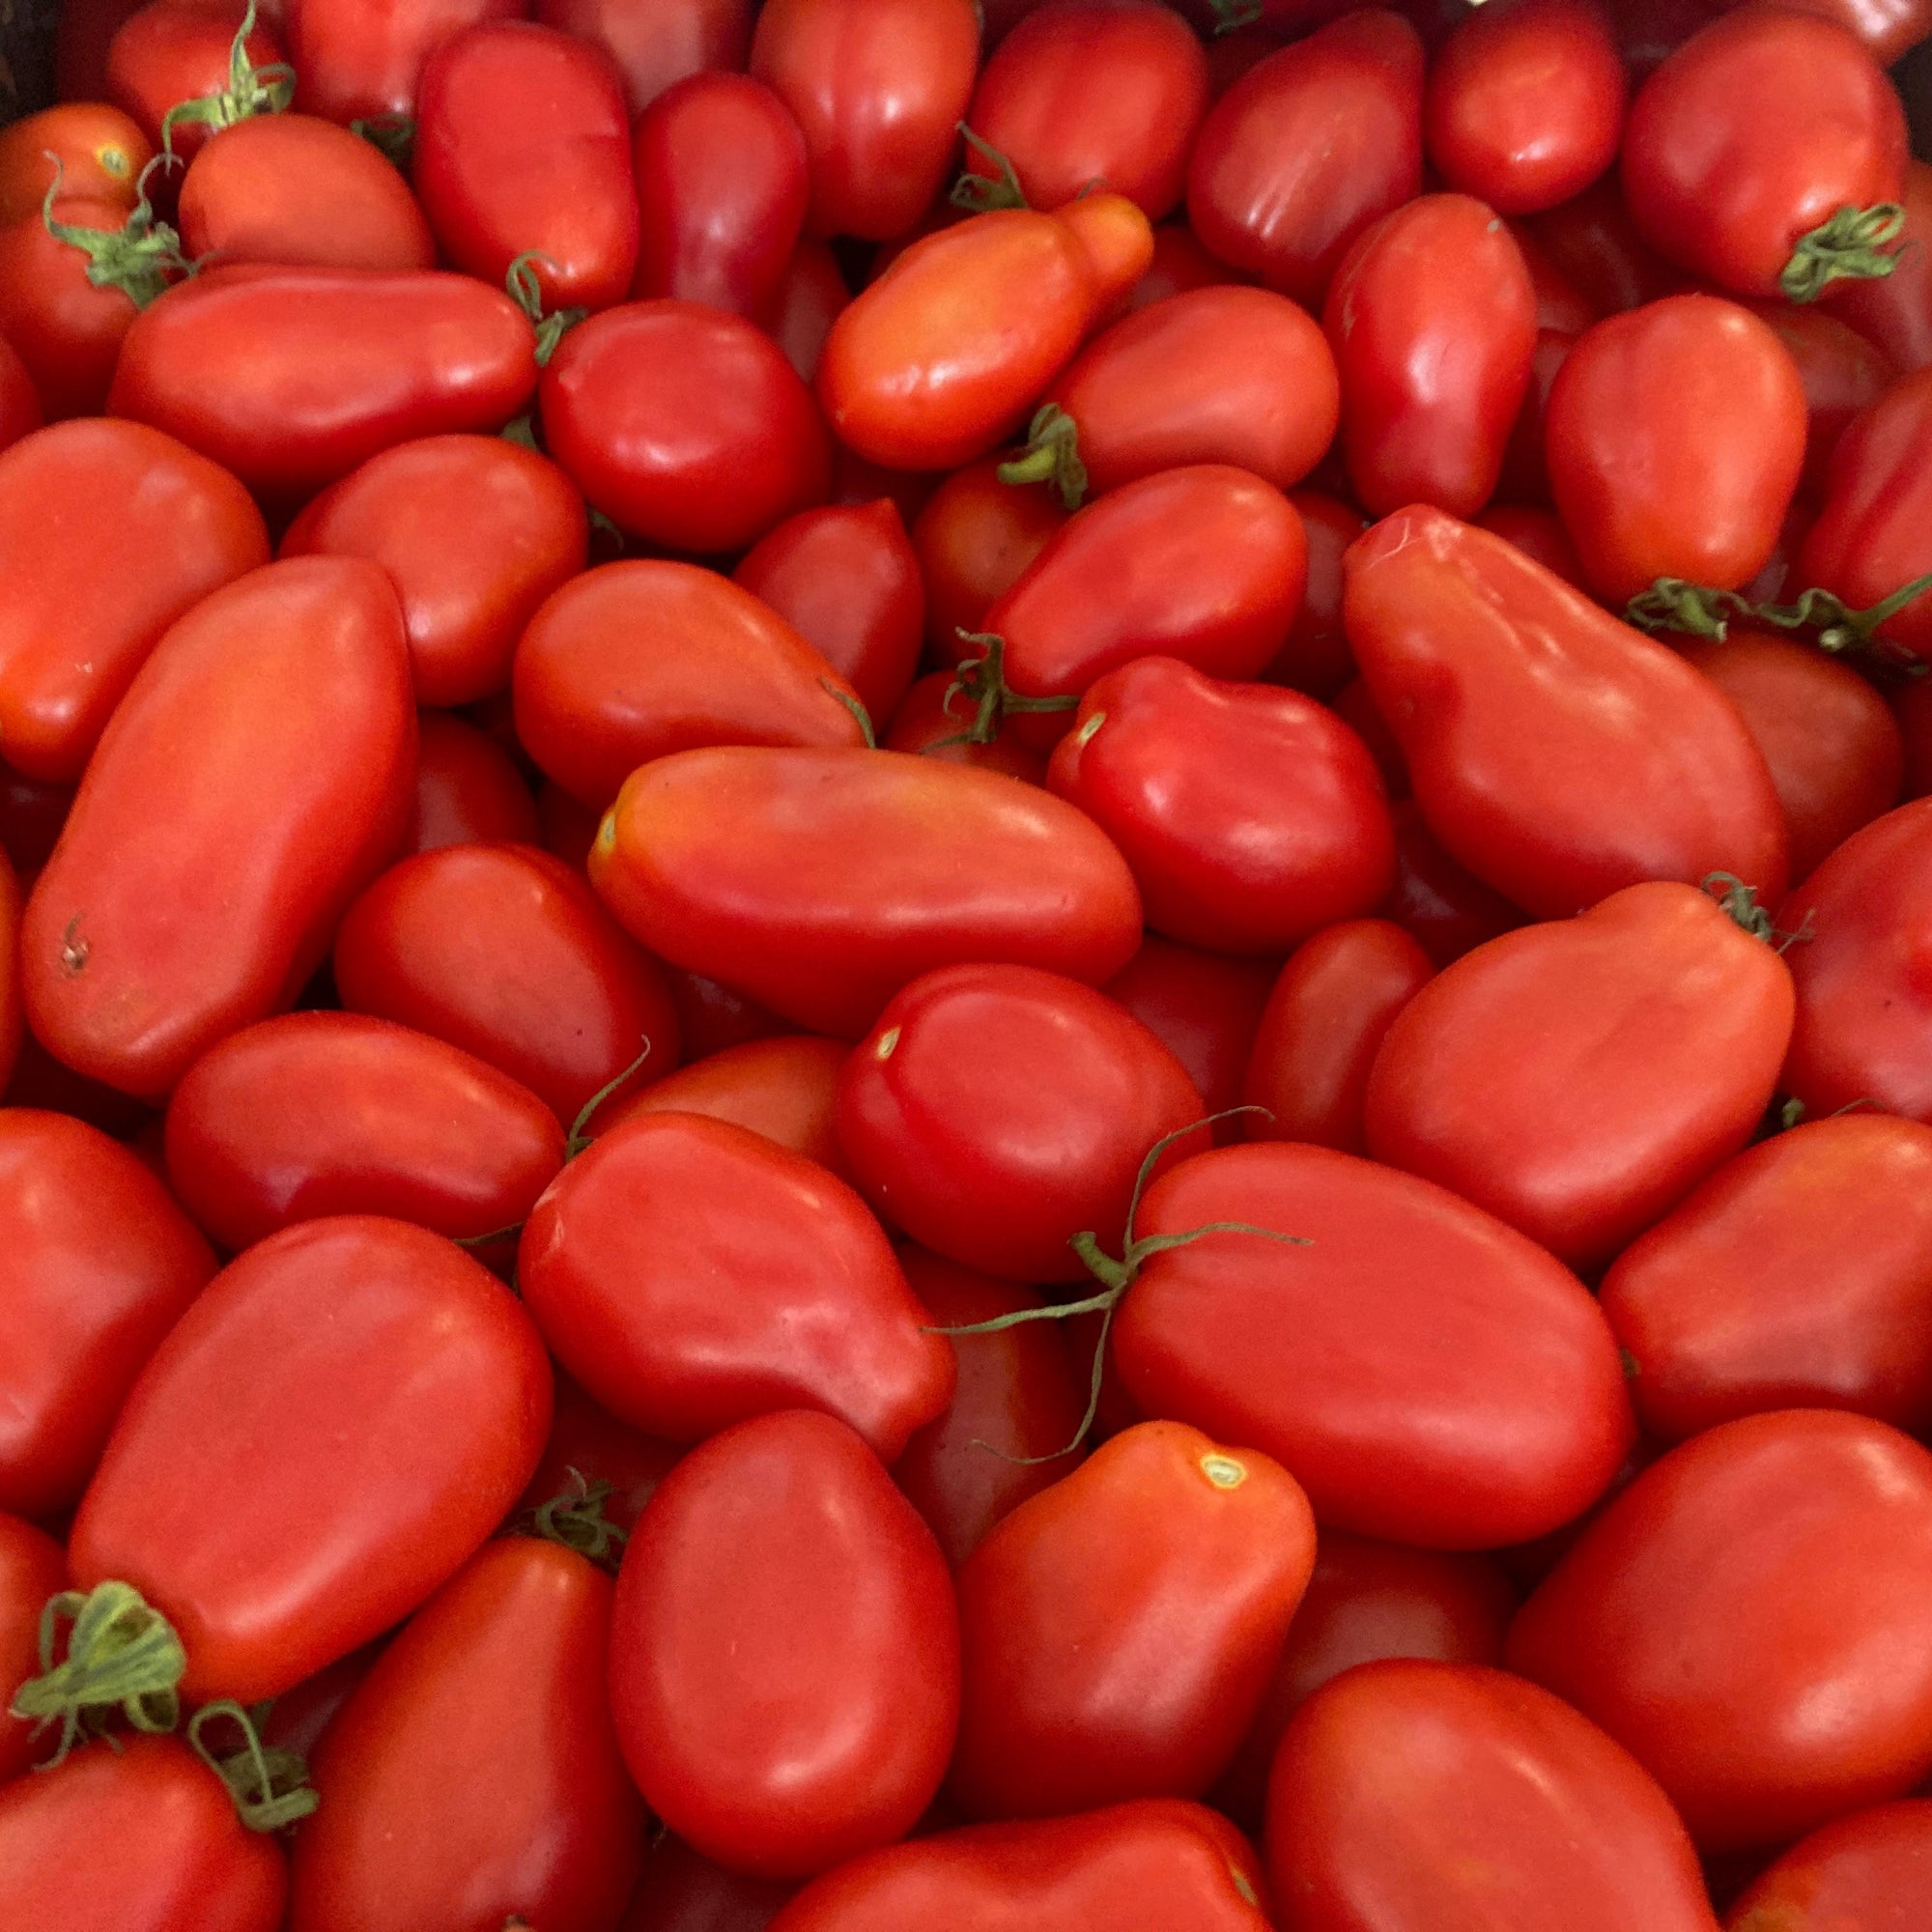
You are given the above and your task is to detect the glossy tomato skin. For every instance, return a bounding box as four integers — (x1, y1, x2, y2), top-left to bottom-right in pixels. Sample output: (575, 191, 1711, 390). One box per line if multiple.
(0, 1509, 70, 1780)
(836, 962, 1205, 1283)
(0, 1735, 287, 1932)
(1324, 193, 1538, 520)
(520, 1111, 952, 1458)
(1508, 1409, 1932, 1850)
(1102, 938, 1274, 1132)
(0, 337, 40, 454)
(767, 1800, 1272, 1932)
(408, 712, 539, 851)
(23, 557, 414, 1098)
(910, 457, 1066, 660)
(1187, 11, 1424, 309)
(105, 0, 288, 157)
(289, 1538, 644, 1932)
(1344, 507, 1789, 920)
(71, 1216, 551, 1702)
(283, 434, 587, 707)
(1048, 658, 1394, 953)
(623, 1836, 797, 1932)
(1112, 1142, 1634, 1548)
(1425, 0, 1625, 216)
(413, 22, 638, 311)
(540, 0, 750, 118)
(541, 300, 831, 553)
(289, 0, 524, 124)
(1266, 1661, 1719, 1932)
(750, 0, 980, 242)
(0, 419, 269, 783)
(1724, 1799, 1932, 1931)
(108, 267, 539, 502)
(951, 1419, 1316, 1819)
(163, 1010, 564, 1253)
(179, 113, 436, 272)
(1622, 8, 1907, 299)
(1364, 882, 1795, 1273)
(610, 1409, 960, 1878)
(1830, 156, 1932, 374)
(333, 841, 680, 1126)
(0, 102, 151, 225)
(960, 0, 1209, 222)
(591, 747, 1143, 1037)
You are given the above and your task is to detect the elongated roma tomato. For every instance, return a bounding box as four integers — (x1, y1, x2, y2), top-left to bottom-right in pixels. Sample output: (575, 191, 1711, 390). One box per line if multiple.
(289, 0, 524, 125)
(767, 1800, 1271, 1932)
(817, 195, 1153, 471)
(610, 1409, 960, 1878)
(0, 418, 268, 783)
(1508, 1409, 1932, 1850)
(0, 1510, 66, 1781)
(520, 1110, 952, 1458)
(1111, 1142, 1634, 1548)
(289, 1538, 644, 1932)
(1724, 1800, 1932, 1932)
(1344, 508, 1788, 920)
(1267, 1662, 1719, 1932)
(107, 267, 538, 502)
(70, 1216, 551, 1703)
(105, 0, 288, 160)
(539, 0, 751, 118)
(591, 747, 1142, 1037)
(23, 557, 414, 1098)
(163, 1010, 564, 1253)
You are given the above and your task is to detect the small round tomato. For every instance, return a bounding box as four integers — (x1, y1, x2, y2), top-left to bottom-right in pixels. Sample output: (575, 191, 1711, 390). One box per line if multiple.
(911, 457, 1067, 661)
(1725, 1799, 1932, 1932)
(0, 102, 151, 224)
(407, 712, 539, 853)
(1102, 938, 1275, 1131)
(537, 0, 751, 117)
(0, 1509, 70, 1781)
(106, 0, 289, 158)
(290, 0, 524, 125)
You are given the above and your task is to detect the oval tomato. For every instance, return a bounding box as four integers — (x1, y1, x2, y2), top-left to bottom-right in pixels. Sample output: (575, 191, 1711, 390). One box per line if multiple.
(1829, 155, 1932, 374)
(1102, 938, 1275, 1132)
(106, 0, 289, 158)
(1124, 218, 1235, 311)
(1724, 1799, 1932, 1932)
(538, 0, 751, 117)
(518, 1371, 682, 1540)
(1264, 490, 1363, 698)
(408, 712, 539, 852)
(1477, 502, 1587, 584)
(1379, 795, 1529, 965)
(0, 1509, 71, 1781)
(883, 668, 1048, 781)
(0, 103, 151, 225)
(289, 0, 523, 125)
(770, 237, 850, 381)
(1747, 298, 1897, 503)
(910, 456, 1067, 660)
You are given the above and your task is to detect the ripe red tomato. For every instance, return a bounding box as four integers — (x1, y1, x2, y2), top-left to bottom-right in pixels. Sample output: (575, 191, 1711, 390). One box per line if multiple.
(0, 1508, 70, 1781)
(1724, 1799, 1932, 1931)
(835, 961, 1205, 1282)
(1508, 1409, 1932, 1850)
(1123, 219, 1236, 312)
(407, 713, 539, 853)
(883, 668, 1048, 781)
(106, 0, 289, 158)
(609, 1408, 960, 1877)
(1264, 490, 1363, 698)
(23, 557, 414, 1098)
(538, 0, 750, 118)
(288, 1538, 644, 1932)
(1378, 795, 1527, 965)
(1102, 938, 1275, 1131)
(518, 1371, 681, 1541)
(1525, 174, 1687, 318)
(0, 338, 40, 455)
(770, 237, 850, 381)
(0, 102, 151, 224)
(1267, 1661, 1719, 1931)
(289, 0, 522, 125)
(910, 457, 1067, 659)
(1830, 155, 1932, 374)
(1747, 298, 1897, 503)
(622, 1836, 797, 1932)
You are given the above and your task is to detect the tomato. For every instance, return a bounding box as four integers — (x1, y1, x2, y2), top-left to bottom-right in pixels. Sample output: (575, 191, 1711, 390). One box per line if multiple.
(1508, 1409, 1932, 1850)
(0, 338, 39, 456)
(1745, 300, 1896, 507)
(1211, 1536, 1515, 1830)
(0, 1509, 70, 1780)
(1493, 327, 1572, 506)
(414, 22, 638, 312)
(288, 0, 522, 125)
(819, 195, 1153, 470)
(1425, 0, 1626, 217)
(407, 712, 539, 852)
(910, 457, 1067, 661)
(623, 1836, 797, 1932)
(333, 841, 680, 1126)
(69, 1216, 548, 1701)
(520, 1110, 952, 1455)
(1779, 798, 1932, 1122)
(590, 747, 1142, 1037)
(1903, 676, 1932, 798)
(1122, 219, 1236, 313)
(836, 962, 1204, 1282)
(1267, 1661, 1719, 1932)
(770, 238, 850, 381)
(288, 1537, 643, 1932)
(1830, 156, 1932, 374)
(1102, 938, 1274, 1132)
(1724, 1799, 1932, 1932)
(1474, 507, 1583, 590)
(1622, 8, 1908, 301)
(106, 0, 289, 159)
(0, 103, 151, 225)
(733, 499, 923, 726)
(883, 669, 1048, 781)
(958, 0, 1209, 223)
(750, 0, 980, 242)
(766, 1800, 1271, 1932)
(1376, 796, 1529, 964)
(1344, 507, 1789, 919)
(665, 968, 786, 1060)
(0, 1735, 287, 1932)
(538, 0, 750, 118)
(1525, 176, 1687, 317)
(610, 1409, 959, 1877)
(1111, 1141, 1635, 1548)
(1259, 490, 1360, 698)
(0, 420, 268, 784)
(22, 558, 412, 1097)
(108, 267, 538, 502)
(1513, 225, 1602, 333)
(283, 435, 585, 708)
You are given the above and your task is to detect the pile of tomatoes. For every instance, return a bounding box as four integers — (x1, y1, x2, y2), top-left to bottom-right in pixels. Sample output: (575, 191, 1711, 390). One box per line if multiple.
(3, 0, 1932, 1925)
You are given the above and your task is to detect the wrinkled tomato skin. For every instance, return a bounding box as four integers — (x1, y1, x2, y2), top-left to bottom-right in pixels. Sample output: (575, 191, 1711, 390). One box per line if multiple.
(71, 1216, 552, 1704)
(1243, 919, 1433, 1155)
(1829, 156, 1932, 374)
(333, 841, 681, 1127)
(0, 196, 151, 421)
(163, 1010, 565, 1254)
(1325, 193, 1538, 520)
(590, 747, 1143, 1038)
(950, 1419, 1316, 1820)
(0, 101, 150, 225)
(910, 458, 1067, 661)
(1267, 1662, 1720, 1932)
(1747, 298, 1897, 503)
(0, 419, 269, 784)
(108, 267, 539, 503)
(1344, 507, 1789, 921)
(23, 557, 415, 1099)
(0, 1736, 288, 1932)
(0, 1509, 65, 1780)
(289, 0, 524, 125)
(105, 0, 288, 158)
(883, 669, 1048, 781)
(750, 0, 980, 243)
(408, 712, 539, 852)
(1724, 1799, 1932, 1932)
(1508, 1409, 1932, 1852)
(836, 961, 1205, 1283)
(610, 1409, 961, 1879)
(1186, 10, 1424, 310)
(1102, 938, 1274, 1134)
(519, 1111, 952, 1459)
(414, 21, 639, 312)
(289, 1540, 645, 1932)
(539, 0, 751, 118)
(1112, 1141, 1635, 1549)
(622, 1835, 797, 1932)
